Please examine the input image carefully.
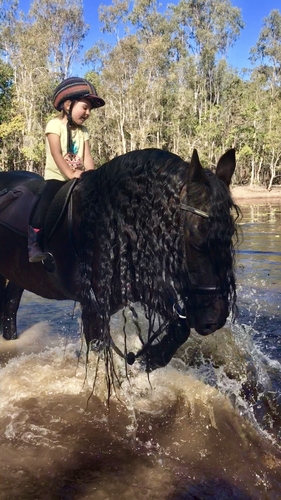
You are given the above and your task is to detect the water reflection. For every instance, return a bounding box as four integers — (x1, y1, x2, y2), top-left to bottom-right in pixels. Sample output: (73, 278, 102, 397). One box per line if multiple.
(239, 203, 281, 224)
(236, 203, 281, 363)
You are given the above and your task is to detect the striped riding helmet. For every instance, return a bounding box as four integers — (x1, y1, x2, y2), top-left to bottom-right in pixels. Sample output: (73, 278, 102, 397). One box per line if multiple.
(53, 77, 105, 111)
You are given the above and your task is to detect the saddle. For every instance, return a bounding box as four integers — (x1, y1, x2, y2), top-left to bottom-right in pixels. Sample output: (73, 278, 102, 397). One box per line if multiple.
(0, 171, 76, 240)
(0, 171, 78, 300)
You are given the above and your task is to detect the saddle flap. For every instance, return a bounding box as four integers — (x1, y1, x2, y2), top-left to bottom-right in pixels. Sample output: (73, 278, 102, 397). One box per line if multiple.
(44, 178, 77, 241)
(0, 185, 39, 236)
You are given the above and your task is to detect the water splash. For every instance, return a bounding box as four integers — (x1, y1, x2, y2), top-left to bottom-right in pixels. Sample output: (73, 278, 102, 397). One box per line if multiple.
(0, 318, 281, 499)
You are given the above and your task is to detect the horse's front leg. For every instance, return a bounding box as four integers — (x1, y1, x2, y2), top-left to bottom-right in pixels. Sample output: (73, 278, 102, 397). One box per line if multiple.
(0, 279, 24, 340)
(0, 275, 5, 337)
(81, 306, 109, 353)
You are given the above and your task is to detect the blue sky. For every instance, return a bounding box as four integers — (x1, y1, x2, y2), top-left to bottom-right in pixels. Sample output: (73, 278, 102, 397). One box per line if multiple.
(18, 0, 280, 73)
(226, 0, 280, 70)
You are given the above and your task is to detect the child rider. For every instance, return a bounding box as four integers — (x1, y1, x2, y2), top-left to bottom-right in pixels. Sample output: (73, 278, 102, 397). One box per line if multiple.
(28, 76, 105, 262)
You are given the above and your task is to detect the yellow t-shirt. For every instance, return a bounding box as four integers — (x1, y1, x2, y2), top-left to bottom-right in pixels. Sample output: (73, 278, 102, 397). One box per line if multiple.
(44, 117, 89, 181)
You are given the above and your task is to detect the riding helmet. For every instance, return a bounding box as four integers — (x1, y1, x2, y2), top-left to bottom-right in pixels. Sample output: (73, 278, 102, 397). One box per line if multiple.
(53, 77, 105, 111)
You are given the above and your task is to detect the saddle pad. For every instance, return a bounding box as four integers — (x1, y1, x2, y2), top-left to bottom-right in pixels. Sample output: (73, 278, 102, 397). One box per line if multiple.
(0, 175, 75, 240)
(0, 186, 39, 236)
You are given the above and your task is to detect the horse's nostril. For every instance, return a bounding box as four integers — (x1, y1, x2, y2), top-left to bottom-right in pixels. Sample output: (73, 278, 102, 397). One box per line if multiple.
(205, 323, 213, 330)
(198, 322, 219, 336)
(204, 323, 216, 333)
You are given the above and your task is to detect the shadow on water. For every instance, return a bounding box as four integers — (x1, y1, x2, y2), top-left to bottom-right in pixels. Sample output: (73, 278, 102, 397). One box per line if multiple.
(171, 480, 257, 499)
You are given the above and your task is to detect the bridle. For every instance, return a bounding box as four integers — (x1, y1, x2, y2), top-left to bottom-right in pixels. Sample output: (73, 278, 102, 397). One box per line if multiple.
(90, 202, 227, 365)
(179, 203, 209, 219)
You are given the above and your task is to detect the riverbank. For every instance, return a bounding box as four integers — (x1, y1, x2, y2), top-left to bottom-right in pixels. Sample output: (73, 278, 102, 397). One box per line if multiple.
(231, 185, 281, 203)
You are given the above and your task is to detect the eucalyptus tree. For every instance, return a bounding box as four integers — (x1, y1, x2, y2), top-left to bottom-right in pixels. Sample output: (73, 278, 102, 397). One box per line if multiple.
(0, 0, 88, 172)
(1, 8, 54, 171)
(250, 9, 281, 188)
(0, 58, 17, 170)
(86, 0, 175, 156)
(0, 59, 13, 124)
(30, 0, 88, 79)
(128, 0, 178, 150)
(226, 73, 268, 186)
(168, 0, 244, 129)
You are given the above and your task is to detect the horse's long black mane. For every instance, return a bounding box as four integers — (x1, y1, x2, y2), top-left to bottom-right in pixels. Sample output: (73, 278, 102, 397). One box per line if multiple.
(75, 148, 239, 352)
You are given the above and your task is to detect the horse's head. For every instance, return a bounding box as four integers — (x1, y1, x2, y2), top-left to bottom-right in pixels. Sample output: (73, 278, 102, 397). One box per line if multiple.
(179, 148, 239, 336)
(76, 147, 239, 373)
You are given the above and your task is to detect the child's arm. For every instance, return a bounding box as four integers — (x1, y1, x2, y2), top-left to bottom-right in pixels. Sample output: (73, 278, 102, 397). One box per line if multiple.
(47, 133, 82, 179)
(83, 140, 95, 171)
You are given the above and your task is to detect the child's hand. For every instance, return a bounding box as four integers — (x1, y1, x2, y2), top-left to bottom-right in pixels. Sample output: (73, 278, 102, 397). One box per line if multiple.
(70, 170, 82, 179)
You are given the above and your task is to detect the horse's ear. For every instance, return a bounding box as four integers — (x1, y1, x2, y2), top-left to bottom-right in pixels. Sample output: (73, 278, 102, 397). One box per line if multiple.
(189, 149, 206, 183)
(216, 149, 236, 187)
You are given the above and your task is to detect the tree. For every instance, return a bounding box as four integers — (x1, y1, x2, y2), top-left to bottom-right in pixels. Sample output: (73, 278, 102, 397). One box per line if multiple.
(250, 10, 281, 188)
(30, 0, 89, 79)
(85, 0, 174, 156)
(0, 59, 13, 124)
(0, 0, 89, 172)
(169, 0, 244, 116)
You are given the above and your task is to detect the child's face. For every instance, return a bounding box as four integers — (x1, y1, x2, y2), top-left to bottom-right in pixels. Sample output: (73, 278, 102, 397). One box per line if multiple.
(65, 98, 92, 125)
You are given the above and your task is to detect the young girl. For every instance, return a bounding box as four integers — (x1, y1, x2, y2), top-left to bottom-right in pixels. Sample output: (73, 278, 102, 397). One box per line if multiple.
(28, 77, 105, 262)
(45, 76, 105, 181)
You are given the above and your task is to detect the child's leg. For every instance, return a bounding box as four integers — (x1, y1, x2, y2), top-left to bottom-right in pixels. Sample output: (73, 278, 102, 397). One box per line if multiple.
(28, 180, 64, 263)
(28, 225, 48, 262)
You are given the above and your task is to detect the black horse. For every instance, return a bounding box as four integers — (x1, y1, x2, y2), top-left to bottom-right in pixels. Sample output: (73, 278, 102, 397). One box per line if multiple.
(0, 148, 239, 372)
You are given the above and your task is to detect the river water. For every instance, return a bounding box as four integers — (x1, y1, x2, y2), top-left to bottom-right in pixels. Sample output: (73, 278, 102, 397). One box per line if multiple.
(0, 203, 281, 500)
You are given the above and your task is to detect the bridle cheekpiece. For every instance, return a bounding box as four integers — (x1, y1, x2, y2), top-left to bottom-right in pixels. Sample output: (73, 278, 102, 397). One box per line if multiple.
(180, 203, 209, 219)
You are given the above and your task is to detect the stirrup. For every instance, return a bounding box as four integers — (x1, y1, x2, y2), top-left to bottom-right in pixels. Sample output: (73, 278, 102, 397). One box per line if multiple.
(42, 252, 55, 273)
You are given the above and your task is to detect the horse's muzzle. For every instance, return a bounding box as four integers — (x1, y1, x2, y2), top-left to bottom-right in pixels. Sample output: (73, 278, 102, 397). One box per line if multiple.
(187, 293, 229, 336)
(193, 318, 226, 336)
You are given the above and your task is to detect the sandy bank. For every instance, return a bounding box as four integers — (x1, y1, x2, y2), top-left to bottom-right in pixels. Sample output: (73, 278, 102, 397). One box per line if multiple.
(231, 185, 281, 204)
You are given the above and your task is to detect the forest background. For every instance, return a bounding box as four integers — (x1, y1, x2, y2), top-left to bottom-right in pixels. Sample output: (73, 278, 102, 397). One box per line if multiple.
(0, 0, 281, 188)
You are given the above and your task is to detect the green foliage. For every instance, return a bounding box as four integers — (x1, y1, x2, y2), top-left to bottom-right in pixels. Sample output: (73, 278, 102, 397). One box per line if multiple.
(0, 60, 13, 123)
(21, 142, 45, 164)
(0, 0, 280, 187)
(0, 114, 24, 137)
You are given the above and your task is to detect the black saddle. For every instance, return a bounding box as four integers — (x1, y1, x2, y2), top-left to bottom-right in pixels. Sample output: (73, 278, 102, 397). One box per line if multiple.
(0, 171, 76, 239)
(0, 171, 79, 299)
